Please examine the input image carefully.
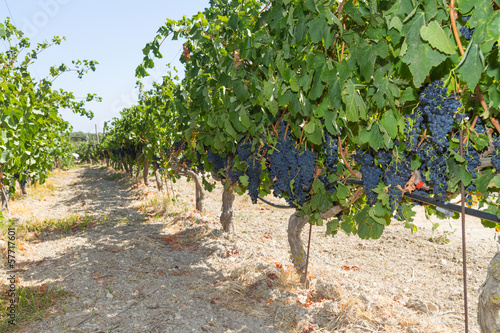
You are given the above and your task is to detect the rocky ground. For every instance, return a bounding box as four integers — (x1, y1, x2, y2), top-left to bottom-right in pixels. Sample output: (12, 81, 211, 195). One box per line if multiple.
(2, 165, 498, 332)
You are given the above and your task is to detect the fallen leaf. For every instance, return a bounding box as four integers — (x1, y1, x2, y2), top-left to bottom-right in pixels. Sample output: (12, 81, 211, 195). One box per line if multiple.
(267, 273, 278, 281)
(37, 283, 48, 293)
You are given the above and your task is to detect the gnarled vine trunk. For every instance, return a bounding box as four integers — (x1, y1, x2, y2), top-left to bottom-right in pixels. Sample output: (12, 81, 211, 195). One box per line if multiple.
(478, 251, 500, 332)
(287, 205, 344, 282)
(134, 156, 142, 180)
(142, 159, 149, 186)
(153, 165, 163, 191)
(178, 170, 205, 212)
(186, 170, 204, 212)
(220, 181, 235, 233)
(288, 213, 309, 276)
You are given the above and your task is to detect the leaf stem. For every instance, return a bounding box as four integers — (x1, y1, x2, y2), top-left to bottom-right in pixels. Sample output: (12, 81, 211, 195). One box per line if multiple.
(337, 136, 361, 179)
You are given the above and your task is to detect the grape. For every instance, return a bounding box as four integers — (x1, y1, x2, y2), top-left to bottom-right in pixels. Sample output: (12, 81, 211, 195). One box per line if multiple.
(353, 148, 382, 206)
(383, 157, 411, 215)
(323, 132, 338, 173)
(492, 137, 500, 171)
(460, 26, 475, 41)
(418, 81, 462, 151)
(376, 149, 393, 168)
(267, 122, 315, 206)
(418, 142, 448, 201)
(460, 16, 475, 41)
(229, 141, 262, 203)
(207, 148, 227, 174)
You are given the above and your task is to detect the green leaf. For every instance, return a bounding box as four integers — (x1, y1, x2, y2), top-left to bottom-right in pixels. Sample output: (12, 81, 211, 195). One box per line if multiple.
(475, 170, 496, 194)
(304, 121, 315, 134)
(0, 150, 11, 163)
(290, 75, 300, 92)
(488, 175, 500, 189)
(458, 0, 476, 14)
(305, 119, 323, 145)
(263, 81, 275, 99)
(342, 80, 367, 122)
(358, 217, 385, 239)
(381, 110, 398, 138)
(324, 110, 338, 135)
(307, 18, 326, 44)
(224, 118, 238, 139)
(402, 12, 447, 86)
(359, 123, 386, 150)
(336, 183, 349, 199)
(420, 21, 456, 55)
(239, 108, 251, 129)
(457, 43, 484, 89)
(233, 80, 249, 101)
(388, 17, 403, 32)
(239, 175, 249, 187)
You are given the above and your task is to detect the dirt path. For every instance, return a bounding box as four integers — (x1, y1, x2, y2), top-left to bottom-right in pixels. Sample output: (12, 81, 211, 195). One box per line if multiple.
(4, 166, 499, 332)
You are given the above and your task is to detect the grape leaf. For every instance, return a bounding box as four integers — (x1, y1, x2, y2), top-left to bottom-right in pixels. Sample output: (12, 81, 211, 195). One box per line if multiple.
(420, 21, 456, 55)
(381, 110, 398, 138)
(342, 80, 367, 121)
(457, 43, 483, 90)
(401, 12, 447, 86)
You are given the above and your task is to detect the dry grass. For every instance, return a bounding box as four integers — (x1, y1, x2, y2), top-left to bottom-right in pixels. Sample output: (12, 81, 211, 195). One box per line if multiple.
(0, 213, 107, 241)
(138, 189, 189, 219)
(0, 283, 69, 332)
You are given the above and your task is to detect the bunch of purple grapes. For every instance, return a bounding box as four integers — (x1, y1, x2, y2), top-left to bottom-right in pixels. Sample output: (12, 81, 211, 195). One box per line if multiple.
(492, 137, 500, 171)
(464, 146, 481, 205)
(418, 81, 463, 151)
(324, 132, 338, 173)
(229, 141, 262, 203)
(353, 148, 382, 206)
(268, 122, 315, 206)
(460, 16, 475, 41)
(383, 158, 411, 218)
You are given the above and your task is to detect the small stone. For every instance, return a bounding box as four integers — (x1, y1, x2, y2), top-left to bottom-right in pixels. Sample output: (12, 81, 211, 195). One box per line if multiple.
(386, 317, 398, 326)
(146, 301, 159, 309)
(106, 292, 114, 300)
(408, 327, 419, 333)
(426, 301, 439, 313)
(406, 298, 428, 313)
(359, 293, 373, 305)
(440, 259, 447, 265)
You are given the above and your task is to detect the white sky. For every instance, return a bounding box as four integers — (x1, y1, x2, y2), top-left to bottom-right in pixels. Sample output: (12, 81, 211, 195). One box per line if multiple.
(1, 0, 210, 133)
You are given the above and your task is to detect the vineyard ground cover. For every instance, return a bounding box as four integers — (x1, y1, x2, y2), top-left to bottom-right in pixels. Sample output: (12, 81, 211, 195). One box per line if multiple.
(1, 166, 498, 332)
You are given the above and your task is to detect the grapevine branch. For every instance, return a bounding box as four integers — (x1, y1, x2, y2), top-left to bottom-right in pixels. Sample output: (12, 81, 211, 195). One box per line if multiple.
(337, 136, 362, 179)
(450, 0, 500, 135)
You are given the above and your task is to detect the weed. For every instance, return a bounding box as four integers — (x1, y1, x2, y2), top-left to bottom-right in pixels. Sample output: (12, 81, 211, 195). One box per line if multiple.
(0, 213, 108, 240)
(0, 284, 69, 332)
(428, 222, 456, 244)
(104, 174, 123, 181)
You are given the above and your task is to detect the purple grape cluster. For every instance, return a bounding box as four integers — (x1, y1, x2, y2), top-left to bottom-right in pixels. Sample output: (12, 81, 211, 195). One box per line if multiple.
(418, 142, 448, 201)
(418, 81, 462, 150)
(492, 137, 500, 171)
(462, 146, 481, 205)
(229, 141, 262, 203)
(207, 148, 227, 174)
(475, 118, 485, 134)
(324, 132, 338, 173)
(405, 111, 425, 152)
(376, 149, 393, 168)
(460, 17, 475, 41)
(383, 158, 411, 218)
(353, 148, 382, 206)
(268, 122, 315, 206)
